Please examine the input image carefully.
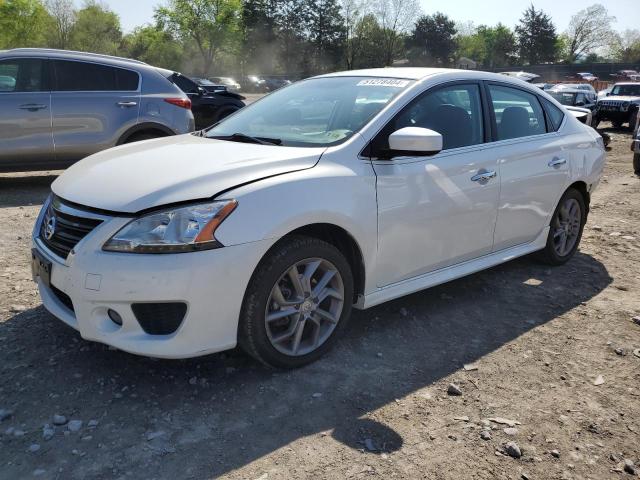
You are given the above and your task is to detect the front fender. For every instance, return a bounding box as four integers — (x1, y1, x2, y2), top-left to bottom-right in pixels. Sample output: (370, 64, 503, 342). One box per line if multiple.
(214, 160, 379, 294)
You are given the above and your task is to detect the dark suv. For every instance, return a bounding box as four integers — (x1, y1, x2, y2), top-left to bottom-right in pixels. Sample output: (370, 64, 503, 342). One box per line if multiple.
(0, 48, 194, 172)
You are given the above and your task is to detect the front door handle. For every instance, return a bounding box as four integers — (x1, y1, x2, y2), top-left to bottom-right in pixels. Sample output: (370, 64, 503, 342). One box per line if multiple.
(548, 157, 567, 168)
(471, 170, 497, 183)
(19, 104, 48, 111)
(117, 101, 138, 107)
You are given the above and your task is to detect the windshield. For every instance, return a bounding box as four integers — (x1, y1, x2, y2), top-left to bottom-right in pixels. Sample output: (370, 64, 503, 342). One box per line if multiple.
(205, 76, 413, 147)
(550, 92, 577, 106)
(611, 84, 640, 96)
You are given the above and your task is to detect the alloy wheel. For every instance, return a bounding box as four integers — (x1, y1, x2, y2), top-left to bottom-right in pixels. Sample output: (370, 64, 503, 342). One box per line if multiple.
(552, 197, 581, 257)
(264, 258, 344, 356)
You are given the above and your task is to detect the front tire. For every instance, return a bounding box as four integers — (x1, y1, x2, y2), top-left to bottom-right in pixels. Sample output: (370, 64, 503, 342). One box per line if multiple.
(537, 188, 586, 265)
(239, 236, 354, 368)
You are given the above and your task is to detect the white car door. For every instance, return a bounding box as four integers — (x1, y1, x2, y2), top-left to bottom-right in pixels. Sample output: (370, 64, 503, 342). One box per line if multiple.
(486, 83, 571, 251)
(366, 82, 501, 287)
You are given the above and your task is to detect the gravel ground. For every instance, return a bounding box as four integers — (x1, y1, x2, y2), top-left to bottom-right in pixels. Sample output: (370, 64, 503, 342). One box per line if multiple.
(0, 125, 639, 480)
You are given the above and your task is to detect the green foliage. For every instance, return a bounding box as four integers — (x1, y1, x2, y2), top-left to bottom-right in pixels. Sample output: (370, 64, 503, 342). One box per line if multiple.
(408, 12, 457, 67)
(156, 0, 242, 75)
(350, 14, 387, 69)
(515, 5, 558, 65)
(70, 1, 122, 55)
(121, 26, 182, 70)
(305, 0, 346, 73)
(0, 0, 50, 48)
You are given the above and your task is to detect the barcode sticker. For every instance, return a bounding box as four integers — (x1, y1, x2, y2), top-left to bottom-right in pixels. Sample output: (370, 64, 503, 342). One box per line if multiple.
(357, 79, 411, 88)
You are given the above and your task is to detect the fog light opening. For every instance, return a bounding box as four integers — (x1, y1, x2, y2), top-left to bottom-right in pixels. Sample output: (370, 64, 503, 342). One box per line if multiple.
(107, 309, 123, 326)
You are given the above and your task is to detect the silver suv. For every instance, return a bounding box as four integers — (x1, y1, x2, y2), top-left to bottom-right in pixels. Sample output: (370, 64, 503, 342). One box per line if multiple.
(0, 48, 195, 172)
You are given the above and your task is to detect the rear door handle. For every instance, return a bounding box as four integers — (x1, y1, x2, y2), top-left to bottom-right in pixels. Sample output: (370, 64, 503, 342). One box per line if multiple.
(19, 104, 48, 111)
(117, 101, 138, 107)
(471, 170, 497, 183)
(548, 157, 567, 168)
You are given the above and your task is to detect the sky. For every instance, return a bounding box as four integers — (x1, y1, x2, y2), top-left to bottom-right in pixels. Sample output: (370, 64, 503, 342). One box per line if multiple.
(82, 0, 638, 34)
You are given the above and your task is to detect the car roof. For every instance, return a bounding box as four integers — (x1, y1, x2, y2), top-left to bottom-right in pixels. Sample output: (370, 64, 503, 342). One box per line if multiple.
(2, 48, 149, 70)
(549, 88, 584, 94)
(614, 82, 640, 86)
(314, 67, 542, 86)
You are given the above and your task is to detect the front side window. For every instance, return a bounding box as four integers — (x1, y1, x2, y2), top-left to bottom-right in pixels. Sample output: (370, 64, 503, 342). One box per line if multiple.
(369, 83, 485, 156)
(53, 60, 139, 92)
(205, 77, 412, 147)
(488, 85, 547, 140)
(0, 59, 47, 92)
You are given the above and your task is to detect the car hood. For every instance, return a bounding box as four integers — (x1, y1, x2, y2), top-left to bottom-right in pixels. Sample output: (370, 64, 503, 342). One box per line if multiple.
(600, 96, 639, 102)
(52, 135, 325, 213)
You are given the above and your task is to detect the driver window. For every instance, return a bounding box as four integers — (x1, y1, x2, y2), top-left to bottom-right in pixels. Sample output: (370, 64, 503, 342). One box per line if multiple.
(370, 83, 485, 156)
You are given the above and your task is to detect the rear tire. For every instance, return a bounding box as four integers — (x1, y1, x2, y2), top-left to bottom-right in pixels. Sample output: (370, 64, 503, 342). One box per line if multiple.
(536, 188, 587, 266)
(239, 236, 354, 369)
(634, 153, 640, 176)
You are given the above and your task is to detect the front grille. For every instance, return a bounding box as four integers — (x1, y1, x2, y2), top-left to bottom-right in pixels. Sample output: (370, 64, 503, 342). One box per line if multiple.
(40, 202, 102, 259)
(131, 303, 187, 335)
(598, 101, 625, 110)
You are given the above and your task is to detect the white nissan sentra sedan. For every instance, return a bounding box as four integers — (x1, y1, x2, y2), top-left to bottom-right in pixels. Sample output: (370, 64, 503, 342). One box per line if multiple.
(32, 68, 605, 368)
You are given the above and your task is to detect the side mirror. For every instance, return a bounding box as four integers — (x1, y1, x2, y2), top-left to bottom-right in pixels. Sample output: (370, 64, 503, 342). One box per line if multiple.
(388, 127, 443, 157)
(605, 92, 611, 96)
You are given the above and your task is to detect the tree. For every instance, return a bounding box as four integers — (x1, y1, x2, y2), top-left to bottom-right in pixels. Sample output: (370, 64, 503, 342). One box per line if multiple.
(156, 0, 242, 76)
(45, 0, 76, 49)
(480, 24, 517, 68)
(241, 0, 280, 73)
(0, 0, 50, 49)
(306, 0, 346, 72)
(611, 29, 640, 63)
(70, 1, 122, 54)
(122, 26, 182, 70)
(341, 0, 366, 69)
(274, 0, 309, 74)
(350, 14, 387, 69)
(408, 12, 457, 67)
(515, 5, 558, 64)
(373, 0, 420, 66)
(564, 4, 616, 63)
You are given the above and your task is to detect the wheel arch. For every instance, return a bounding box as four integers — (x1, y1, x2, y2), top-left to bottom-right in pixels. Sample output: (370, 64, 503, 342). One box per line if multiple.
(116, 122, 176, 145)
(567, 180, 590, 215)
(260, 223, 366, 304)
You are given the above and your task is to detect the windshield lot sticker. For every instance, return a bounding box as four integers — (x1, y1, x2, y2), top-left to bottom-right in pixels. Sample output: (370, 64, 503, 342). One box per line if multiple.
(357, 79, 410, 88)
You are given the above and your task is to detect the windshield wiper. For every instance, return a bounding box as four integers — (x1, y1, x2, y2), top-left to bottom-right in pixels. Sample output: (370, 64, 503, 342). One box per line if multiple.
(208, 132, 282, 146)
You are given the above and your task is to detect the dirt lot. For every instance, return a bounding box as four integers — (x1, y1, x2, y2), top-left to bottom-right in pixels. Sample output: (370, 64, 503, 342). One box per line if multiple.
(0, 126, 639, 480)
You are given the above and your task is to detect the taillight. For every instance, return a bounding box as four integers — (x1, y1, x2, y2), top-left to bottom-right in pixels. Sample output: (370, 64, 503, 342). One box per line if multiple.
(164, 98, 192, 110)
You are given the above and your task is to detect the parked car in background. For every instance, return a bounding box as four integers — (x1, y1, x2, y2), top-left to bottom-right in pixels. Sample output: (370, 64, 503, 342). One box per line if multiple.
(32, 68, 605, 367)
(159, 70, 245, 130)
(549, 88, 597, 111)
(550, 83, 597, 100)
(0, 48, 194, 172)
(499, 71, 540, 82)
(611, 70, 639, 81)
(191, 77, 227, 93)
(568, 72, 598, 82)
(242, 74, 268, 93)
(263, 76, 292, 91)
(532, 82, 555, 91)
(594, 82, 640, 130)
(209, 76, 242, 92)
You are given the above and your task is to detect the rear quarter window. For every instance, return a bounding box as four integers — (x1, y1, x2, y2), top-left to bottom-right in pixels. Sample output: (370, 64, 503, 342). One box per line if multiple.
(543, 98, 565, 131)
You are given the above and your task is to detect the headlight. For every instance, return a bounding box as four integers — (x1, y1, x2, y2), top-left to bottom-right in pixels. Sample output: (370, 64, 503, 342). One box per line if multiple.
(103, 200, 237, 253)
(621, 102, 630, 111)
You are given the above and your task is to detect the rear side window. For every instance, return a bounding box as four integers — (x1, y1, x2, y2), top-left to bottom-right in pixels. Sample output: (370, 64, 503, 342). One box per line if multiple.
(0, 58, 48, 92)
(488, 85, 547, 140)
(53, 60, 139, 91)
(542, 98, 565, 131)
